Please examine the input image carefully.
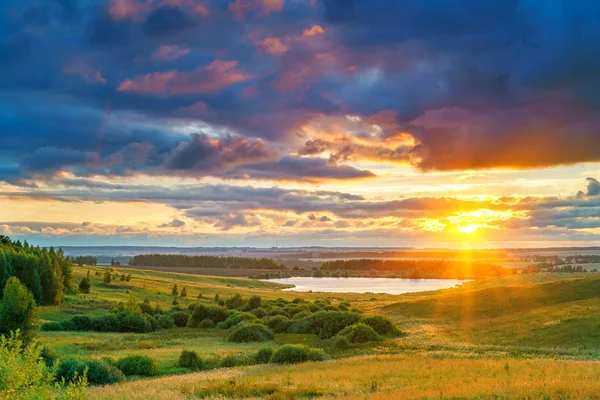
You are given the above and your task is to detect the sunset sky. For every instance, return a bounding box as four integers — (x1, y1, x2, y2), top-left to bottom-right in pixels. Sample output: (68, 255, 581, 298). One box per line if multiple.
(2, 0, 600, 248)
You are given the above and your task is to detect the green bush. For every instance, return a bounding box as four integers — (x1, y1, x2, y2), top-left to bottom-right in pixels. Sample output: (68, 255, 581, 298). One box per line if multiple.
(270, 344, 326, 364)
(227, 323, 274, 343)
(251, 307, 267, 318)
(116, 355, 159, 376)
(178, 350, 203, 370)
(188, 305, 229, 327)
(359, 316, 400, 336)
(40, 321, 64, 331)
(333, 335, 351, 350)
(225, 294, 246, 310)
(338, 323, 381, 343)
(41, 312, 154, 333)
(289, 311, 361, 339)
(219, 311, 258, 329)
(40, 346, 58, 367)
(264, 315, 292, 333)
(220, 354, 241, 368)
(254, 347, 273, 364)
(172, 311, 190, 327)
(199, 318, 216, 329)
(0, 332, 87, 399)
(293, 311, 309, 320)
(157, 314, 175, 329)
(55, 358, 124, 386)
(308, 303, 321, 312)
(266, 308, 290, 318)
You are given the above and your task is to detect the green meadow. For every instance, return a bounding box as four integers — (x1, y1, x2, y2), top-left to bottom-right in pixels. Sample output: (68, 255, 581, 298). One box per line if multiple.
(36, 266, 600, 399)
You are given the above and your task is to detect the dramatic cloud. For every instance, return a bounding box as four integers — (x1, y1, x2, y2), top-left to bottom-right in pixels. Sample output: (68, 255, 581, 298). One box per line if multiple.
(3, 0, 600, 245)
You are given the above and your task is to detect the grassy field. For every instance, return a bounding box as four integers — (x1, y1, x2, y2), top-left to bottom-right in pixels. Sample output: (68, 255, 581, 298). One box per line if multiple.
(37, 266, 600, 399)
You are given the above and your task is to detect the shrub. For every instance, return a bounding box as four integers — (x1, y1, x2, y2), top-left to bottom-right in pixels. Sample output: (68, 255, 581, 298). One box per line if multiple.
(91, 314, 120, 332)
(247, 295, 262, 310)
(333, 335, 351, 350)
(293, 311, 309, 320)
(0, 277, 39, 344)
(118, 312, 153, 333)
(225, 294, 245, 309)
(264, 315, 292, 333)
(338, 323, 381, 343)
(0, 332, 87, 398)
(172, 311, 190, 327)
(116, 355, 159, 376)
(55, 358, 124, 386)
(359, 315, 401, 336)
(219, 311, 258, 329)
(266, 308, 290, 318)
(40, 346, 58, 367)
(220, 355, 241, 368)
(157, 314, 175, 329)
(251, 307, 267, 318)
(199, 318, 216, 329)
(178, 350, 202, 370)
(188, 305, 229, 327)
(187, 303, 199, 312)
(308, 303, 321, 312)
(41, 321, 64, 331)
(270, 344, 326, 364)
(227, 323, 274, 343)
(288, 311, 361, 339)
(254, 347, 273, 364)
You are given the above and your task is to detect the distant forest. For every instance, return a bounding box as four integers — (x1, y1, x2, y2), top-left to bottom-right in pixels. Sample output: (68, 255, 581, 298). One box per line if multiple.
(73, 256, 97, 266)
(129, 254, 286, 270)
(0, 236, 74, 305)
(321, 259, 509, 279)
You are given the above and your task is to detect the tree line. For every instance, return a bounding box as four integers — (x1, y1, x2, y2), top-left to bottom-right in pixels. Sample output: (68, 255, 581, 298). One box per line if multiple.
(73, 255, 97, 266)
(320, 259, 509, 279)
(129, 254, 286, 270)
(0, 235, 74, 305)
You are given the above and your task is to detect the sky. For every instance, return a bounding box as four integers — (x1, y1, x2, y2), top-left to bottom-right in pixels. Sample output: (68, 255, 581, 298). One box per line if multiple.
(2, 0, 600, 248)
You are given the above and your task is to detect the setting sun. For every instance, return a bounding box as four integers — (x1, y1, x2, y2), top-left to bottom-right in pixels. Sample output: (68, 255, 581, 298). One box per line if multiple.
(457, 224, 480, 234)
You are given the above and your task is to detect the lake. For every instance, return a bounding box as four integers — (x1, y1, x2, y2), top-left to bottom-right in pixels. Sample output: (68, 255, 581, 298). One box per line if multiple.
(266, 277, 470, 295)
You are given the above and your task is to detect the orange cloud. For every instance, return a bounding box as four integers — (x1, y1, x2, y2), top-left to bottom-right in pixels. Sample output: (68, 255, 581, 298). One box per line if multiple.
(109, 0, 152, 20)
(302, 25, 324, 37)
(257, 37, 289, 54)
(118, 60, 254, 95)
(64, 60, 106, 84)
(151, 45, 190, 61)
(230, 0, 284, 17)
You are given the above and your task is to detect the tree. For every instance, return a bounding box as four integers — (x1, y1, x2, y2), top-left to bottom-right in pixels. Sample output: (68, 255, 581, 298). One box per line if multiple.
(172, 297, 179, 306)
(0, 251, 9, 298)
(197, 292, 203, 299)
(120, 274, 126, 281)
(214, 293, 220, 303)
(78, 277, 91, 294)
(30, 269, 43, 304)
(39, 252, 62, 305)
(0, 331, 88, 399)
(181, 287, 187, 297)
(126, 274, 132, 282)
(103, 270, 112, 285)
(0, 277, 39, 344)
(172, 284, 178, 296)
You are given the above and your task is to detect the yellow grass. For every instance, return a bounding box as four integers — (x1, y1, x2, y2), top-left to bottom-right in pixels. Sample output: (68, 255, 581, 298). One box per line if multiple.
(90, 353, 600, 399)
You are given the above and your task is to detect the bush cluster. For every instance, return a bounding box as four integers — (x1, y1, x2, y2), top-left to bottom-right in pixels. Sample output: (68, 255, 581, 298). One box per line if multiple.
(41, 312, 154, 333)
(269, 344, 326, 364)
(227, 323, 274, 343)
(178, 350, 203, 370)
(115, 355, 160, 376)
(55, 359, 124, 386)
(337, 323, 381, 343)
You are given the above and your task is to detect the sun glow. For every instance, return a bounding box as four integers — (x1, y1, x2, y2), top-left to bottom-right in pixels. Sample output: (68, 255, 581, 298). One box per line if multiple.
(457, 224, 481, 234)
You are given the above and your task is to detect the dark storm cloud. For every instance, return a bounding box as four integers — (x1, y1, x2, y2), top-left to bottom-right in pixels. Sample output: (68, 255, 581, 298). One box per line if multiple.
(2, 0, 600, 186)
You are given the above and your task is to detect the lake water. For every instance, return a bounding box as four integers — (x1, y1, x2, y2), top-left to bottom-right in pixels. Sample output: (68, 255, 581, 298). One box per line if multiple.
(266, 277, 470, 295)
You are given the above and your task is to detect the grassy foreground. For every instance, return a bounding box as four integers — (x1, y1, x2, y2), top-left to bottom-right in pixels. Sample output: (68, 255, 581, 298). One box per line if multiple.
(36, 266, 600, 399)
(90, 354, 600, 399)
